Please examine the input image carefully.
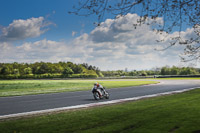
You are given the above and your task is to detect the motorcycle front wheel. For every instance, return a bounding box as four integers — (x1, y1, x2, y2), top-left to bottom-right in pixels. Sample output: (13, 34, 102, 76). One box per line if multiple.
(105, 93, 109, 99)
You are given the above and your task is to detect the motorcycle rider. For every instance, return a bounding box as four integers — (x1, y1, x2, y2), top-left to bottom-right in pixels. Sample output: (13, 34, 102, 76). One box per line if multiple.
(92, 82, 106, 97)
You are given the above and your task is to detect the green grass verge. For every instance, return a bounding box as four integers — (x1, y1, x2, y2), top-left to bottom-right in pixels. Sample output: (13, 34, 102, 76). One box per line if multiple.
(155, 77, 200, 80)
(0, 80, 158, 97)
(0, 88, 200, 133)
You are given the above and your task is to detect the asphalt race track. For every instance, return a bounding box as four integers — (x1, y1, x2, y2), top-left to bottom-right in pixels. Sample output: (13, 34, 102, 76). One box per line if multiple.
(0, 79, 200, 117)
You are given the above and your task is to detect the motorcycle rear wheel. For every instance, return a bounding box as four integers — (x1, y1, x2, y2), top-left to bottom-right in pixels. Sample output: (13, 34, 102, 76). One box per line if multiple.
(93, 92, 101, 100)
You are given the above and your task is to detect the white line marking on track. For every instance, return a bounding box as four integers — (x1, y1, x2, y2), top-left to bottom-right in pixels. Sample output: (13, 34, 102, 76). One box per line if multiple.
(0, 87, 199, 120)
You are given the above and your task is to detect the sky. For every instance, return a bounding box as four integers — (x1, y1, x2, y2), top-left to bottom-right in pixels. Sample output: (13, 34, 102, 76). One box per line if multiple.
(0, 0, 199, 71)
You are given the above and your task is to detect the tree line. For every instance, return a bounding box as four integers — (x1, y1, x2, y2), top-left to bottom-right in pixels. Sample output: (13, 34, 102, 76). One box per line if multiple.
(160, 66, 200, 76)
(0, 62, 199, 79)
(0, 62, 103, 79)
(102, 66, 200, 77)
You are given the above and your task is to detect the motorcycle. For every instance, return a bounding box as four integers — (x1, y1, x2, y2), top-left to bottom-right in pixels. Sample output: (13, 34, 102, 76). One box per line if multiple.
(92, 87, 109, 100)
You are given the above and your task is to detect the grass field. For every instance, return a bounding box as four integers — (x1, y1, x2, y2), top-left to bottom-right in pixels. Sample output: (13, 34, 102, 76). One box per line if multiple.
(155, 77, 200, 80)
(0, 88, 200, 133)
(0, 80, 158, 97)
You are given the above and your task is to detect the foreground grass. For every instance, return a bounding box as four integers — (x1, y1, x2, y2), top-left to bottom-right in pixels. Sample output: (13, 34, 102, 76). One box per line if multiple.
(0, 80, 158, 97)
(0, 88, 200, 133)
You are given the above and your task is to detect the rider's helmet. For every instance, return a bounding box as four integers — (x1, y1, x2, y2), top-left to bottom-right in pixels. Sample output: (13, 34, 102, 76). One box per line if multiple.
(94, 82, 99, 87)
(97, 83, 99, 87)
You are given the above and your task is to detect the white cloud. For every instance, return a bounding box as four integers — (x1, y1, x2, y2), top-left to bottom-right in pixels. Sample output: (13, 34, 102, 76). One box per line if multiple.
(72, 31, 77, 37)
(15, 39, 88, 62)
(0, 14, 199, 70)
(89, 13, 163, 43)
(0, 17, 52, 41)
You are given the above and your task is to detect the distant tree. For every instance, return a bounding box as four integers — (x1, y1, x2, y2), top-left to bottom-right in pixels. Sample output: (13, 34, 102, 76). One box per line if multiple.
(37, 63, 49, 74)
(62, 67, 74, 76)
(66, 62, 82, 74)
(180, 67, 198, 75)
(88, 65, 93, 70)
(129, 71, 137, 76)
(171, 66, 179, 75)
(74, 65, 83, 74)
(82, 63, 89, 69)
(95, 67, 103, 77)
(198, 68, 200, 73)
(161, 66, 170, 75)
(139, 71, 147, 76)
(24, 67, 32, 74)
(50, 63, 64, 74)
(13, 69, 20, 75)
(13, 62, 19, 69)
(116, 70, 124, 76)
(1, 66, 11, 75)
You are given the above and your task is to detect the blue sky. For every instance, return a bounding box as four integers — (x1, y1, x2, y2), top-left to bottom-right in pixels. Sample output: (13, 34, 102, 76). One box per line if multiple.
(0, 0, 96, 41)
(0, 0, 199, 70)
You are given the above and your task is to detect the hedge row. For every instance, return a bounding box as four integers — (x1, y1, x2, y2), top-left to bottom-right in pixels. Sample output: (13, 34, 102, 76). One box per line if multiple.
(157, 75, 200, 78)
(70, 74, 98, 78)
(0, 73, 98, 79)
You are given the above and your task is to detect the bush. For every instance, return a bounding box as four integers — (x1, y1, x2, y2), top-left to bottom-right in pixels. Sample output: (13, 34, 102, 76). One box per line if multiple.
(36, 73, 62, 79)
(20, 74, 34, 79)
(0, 74, 20, 79)
(71, 74, 98, 78)
(0, 73, 64, 79)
